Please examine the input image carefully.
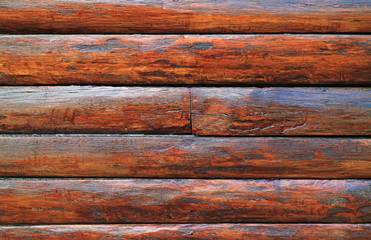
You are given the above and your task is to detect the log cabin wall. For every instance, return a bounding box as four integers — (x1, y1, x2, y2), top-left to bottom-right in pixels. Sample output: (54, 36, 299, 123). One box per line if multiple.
(0, 1, 370, 239)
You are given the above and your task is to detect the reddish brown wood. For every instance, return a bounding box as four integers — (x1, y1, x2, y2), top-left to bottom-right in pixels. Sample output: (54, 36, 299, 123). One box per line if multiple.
(0, 87, 190, 134)
(191, 88, 371, 136)
(0, 179, 369, 224)
(0, 136, 370, 178)
(0, 224, 370, 239)
(0, 1, 370, 34)
(0, 35, 370, 86)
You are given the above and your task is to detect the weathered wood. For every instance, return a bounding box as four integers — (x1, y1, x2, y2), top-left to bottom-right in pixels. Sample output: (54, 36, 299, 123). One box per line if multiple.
(0, 1, 370, 34)
(0, 179, 369, 224)
(0, 35, 370, 86)
(0, 87, 190, 134)
(1, 136, 370, 178)
(191, 88, 371, 136)
(0, 224, 370, 239)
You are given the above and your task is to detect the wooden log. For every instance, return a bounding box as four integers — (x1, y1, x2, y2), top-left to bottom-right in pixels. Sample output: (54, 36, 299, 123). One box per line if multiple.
(0, 224, 370, 240)
(0, 87, 190, 134)
(0, 35, 370, 86)
(0, 179, 369, 224)
(0, 136, 370, 178)
(191, 88, 371, 136)
(0, 1, 370, 34)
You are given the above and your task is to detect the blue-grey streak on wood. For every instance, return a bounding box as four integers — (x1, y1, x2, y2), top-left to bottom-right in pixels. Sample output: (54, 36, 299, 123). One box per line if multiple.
(0, 0, 370, 33)
(0, 86, 191, 134)
(0, 135, 370, 178)
(191, 88, 371, 136)
(0, 224, 370, 239)
(0, 179, 369, 223)
(0, 35, 370, 86)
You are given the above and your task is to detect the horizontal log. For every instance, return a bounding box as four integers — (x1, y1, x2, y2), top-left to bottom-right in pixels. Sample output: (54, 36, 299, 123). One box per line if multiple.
(0, 1, 370, 33)
(0, 35, 370, 86)
(1, 136, 370, 178)
(0, 87, 190, 134)
(0, 224, 370, 239)
(191, 88, 371, 136)
(0, 179, 369, 224)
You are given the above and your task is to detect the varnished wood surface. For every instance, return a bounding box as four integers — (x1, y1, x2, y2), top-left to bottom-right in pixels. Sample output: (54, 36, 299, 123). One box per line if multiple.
(0, 87, 190, 134)
(1, 87, 370, 135)
(191, 88, 371, 136)
(0, 224, 370, 240)
(0, 136, 370, 178)
(1, 1, 370, 236)
(0, 179, 369, 224)
(0, 35, 370, 86)
(0, 1, 370, 34)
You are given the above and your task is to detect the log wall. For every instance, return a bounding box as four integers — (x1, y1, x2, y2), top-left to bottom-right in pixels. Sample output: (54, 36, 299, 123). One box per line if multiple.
(0, 0, 370, 238)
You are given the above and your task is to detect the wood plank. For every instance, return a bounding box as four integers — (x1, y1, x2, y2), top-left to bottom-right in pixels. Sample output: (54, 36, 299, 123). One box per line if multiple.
(0, 224, 370, 239)
(0, 87, 190, 134)
(191, 88, 371, 136)
(0, 179, 369, 224)
(0, 35, 370, 86)
(0, 136, 370, 178)
(0, 1, 370, 34)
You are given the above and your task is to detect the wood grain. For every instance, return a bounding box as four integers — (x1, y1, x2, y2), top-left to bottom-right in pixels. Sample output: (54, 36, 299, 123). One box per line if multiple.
(0, 179, 369, 224)
(0, 1, 370, 34)
(0, 87, 190, 134)
(0, 136, 370, 178)
(0, 35, 370, 86)
(0, 224, 370, 240)
(191, 88, 371, 136)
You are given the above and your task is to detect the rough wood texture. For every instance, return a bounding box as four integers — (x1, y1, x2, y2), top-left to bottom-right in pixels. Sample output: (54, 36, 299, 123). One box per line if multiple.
(0, 224, 370, 240)
(0, 35, 370, 86)
(1, 136, 370, 178)
(191, 88, 371, 136)
(0, 1, 370, 34)
(0, 179, 369, 224)
(0, 87, 190, 134)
